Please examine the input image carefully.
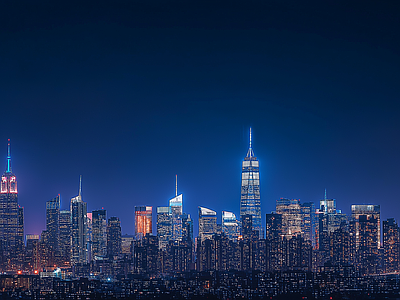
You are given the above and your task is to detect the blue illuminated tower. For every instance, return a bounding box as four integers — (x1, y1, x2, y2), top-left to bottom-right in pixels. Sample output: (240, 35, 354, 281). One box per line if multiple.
(240, 128, 261, 237)
(0, 139, 24, 270)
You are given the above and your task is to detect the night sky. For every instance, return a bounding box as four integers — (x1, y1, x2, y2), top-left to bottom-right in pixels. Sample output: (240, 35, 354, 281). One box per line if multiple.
(1, 1, 399, 237)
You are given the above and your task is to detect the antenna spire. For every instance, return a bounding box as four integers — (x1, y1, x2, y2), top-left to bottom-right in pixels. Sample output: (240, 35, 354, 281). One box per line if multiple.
(6, 139, 11, 173)
(175, 174, 178, 197)
(324, 188, 327, 200)
(79, 175, 82, 198)
(249, 127, 252, 148)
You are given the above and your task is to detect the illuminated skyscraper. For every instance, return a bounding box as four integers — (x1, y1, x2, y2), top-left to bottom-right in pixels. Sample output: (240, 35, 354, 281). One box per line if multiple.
(156, 206, 172, 250)
(222, 211, 239, 241)
(59, 210, 71, 266)
(169, 175, 183, 241)
(276, 198, 302, 237)
(46, 195, 60, 252)
(198, 206, 217, 241)
(351, 204, 381, 248)
(107, 216, 121, 260)
(70, 176, 87, 265)
(240, 128, 261, 236)
(0, 140, 24, 270)
(383, 218, 399, 273)
(92, 209, 107, 259)
(135, 206, 152, 240)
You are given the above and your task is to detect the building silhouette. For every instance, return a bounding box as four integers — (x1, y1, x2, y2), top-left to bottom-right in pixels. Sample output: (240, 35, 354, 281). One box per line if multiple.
(70, 176, 87, 265)
(0, 140, 24, 270)
(59, 210, 71, 267)
(240, 128, 261, 236)
(92, 209, 107, 259)
(107, 216, 121, 260)
(45, 195, 60, 253)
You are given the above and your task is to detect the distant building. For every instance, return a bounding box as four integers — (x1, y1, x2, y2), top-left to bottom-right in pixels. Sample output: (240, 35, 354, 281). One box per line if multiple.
(107, 217, 121, 260)
(92, 209, 107, 259)
(351, 204, 381, 248)
(0, 140, 24, 270)
(240, 128, 261, 236)
(70, 176, 87, 265)
(59, 210, 71, 266)
(266, 213, 282, 271)
(169, 175, 183, 241)
(156, 206, 172, 250)
(300, 202, 315, 246)
(198, 206, 217, 241)
(134, 206, 152, 240)
(383, 218, 399, 273)
(276, 198, 302, 237)
(45, 195, 60, 252)
(222, 211, 239, 241)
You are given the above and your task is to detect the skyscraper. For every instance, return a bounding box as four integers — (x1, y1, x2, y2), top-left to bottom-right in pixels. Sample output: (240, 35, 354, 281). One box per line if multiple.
(92, 209, 107, 259)
(46, 195, 60, 252)
(107, 216, 122, 260)
(169, 175, 183, 241)
(240, 128, 261, 236)
(70, 176, 87, 265)
(383, 218, 399, 273)
(351, 204, 381, 248)
(0, 140, 23, 270)
(59, 210, 71, 266)
(134, 206, 152, 240)
(157, 206, 172, 250)
(198, 206, 217, 241)
(276, 198, 302, 237)
(222, 211, 239, 241)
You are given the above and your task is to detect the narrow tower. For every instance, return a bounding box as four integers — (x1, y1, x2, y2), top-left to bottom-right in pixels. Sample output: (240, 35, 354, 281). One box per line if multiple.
(0, 140, 24, 270)
(240, 128, 261, 237)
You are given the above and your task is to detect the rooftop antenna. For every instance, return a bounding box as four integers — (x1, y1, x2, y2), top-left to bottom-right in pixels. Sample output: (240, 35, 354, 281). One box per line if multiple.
(324, 188, 327, 200)
(6, 139, 11, 173)
(79, 175, 82, 198)
(249, 127, 252, 148)
(175, 174, 178, 197)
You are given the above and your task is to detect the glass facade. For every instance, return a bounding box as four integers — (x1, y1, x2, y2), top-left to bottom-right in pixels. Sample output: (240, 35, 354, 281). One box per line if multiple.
(157, 206, 172, 250)
(135, 206, 152, 240)
(222, 211, 239, 241)
(198, 206, 217, 241)
(240, 128, 261, 236)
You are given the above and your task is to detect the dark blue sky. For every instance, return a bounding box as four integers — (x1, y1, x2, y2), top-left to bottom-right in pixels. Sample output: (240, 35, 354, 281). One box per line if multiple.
(1, 0, 399, 236)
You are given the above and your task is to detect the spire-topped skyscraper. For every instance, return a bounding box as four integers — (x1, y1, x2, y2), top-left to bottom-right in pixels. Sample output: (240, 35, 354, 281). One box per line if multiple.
(0, 139, 24, 270)
(240, 128, 261, 237)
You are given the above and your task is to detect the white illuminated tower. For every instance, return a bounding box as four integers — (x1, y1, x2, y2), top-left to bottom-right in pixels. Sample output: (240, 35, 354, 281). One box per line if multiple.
(169, 175, 183, 241)
(0, 139, 24, 270)
(240, 128, 261, 236)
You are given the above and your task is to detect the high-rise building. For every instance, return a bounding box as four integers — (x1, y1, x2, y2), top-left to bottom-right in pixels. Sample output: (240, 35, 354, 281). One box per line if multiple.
(70, 176, 87, 265)
(157, 206, 172, 250)
(92, 209, 107, 259)
(107, 216, 121, 260)
(276, 198, 302, 237)
(86, 212, 92, 263)
(169, 175, 183, 241)
(266, 213, 283, 271)
(0, 140, 24, 270)
(198, 206, 217, 241)
(300, 202, 315, 246)
(358, 214, 379, 274)
(240, 128, 261, 236)
(383, 218, 399, 273)
(46, 195, 60, 252)
(222, 211, 239, 241)
(59, 210, 71, 266)
(351, 204, 381, 248)
(134, 206, 152, 240)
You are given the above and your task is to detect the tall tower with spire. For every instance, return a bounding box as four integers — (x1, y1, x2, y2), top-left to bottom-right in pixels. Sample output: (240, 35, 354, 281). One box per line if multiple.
(0, 139, 24, 270)
(70, 175, 87, 265)
(240, 128, 262, 237)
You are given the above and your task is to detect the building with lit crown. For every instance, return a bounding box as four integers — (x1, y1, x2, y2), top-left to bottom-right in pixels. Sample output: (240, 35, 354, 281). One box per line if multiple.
(240, 128, 261, 236)
(198, 206, 217, 241)
(134, 206, 152, 240)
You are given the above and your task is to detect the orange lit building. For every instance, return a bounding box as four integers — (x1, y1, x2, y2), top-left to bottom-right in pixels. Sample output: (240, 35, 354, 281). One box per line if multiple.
(135, 206, 152, 240)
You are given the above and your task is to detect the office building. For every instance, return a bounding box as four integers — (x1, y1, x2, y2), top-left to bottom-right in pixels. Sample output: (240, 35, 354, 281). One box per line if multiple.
(70, 176, 87, 265)
(240, 128, 261, 236)
(266, 213, 283, 271)
(134, 206, 152, 240)
(107, 216, 121, 260)
(351, 204, 381, 248)
(92, 209, 107, 259)
(383, 218, 399, 273)
(157, 206, 172, 250)
(0, 140, 24, 270)
(198, 206, 217, 241)
(169, 175, 183, 241)
(45, 195, 60, 252)
(59, 210, 71, 266)
(222, 211, 239, 241)
(276, 198, 302, 236)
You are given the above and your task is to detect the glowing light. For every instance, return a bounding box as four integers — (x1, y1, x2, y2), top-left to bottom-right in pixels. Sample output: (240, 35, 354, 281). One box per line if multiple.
(34, 270, 38, 274)
(17, 270, 22, 274)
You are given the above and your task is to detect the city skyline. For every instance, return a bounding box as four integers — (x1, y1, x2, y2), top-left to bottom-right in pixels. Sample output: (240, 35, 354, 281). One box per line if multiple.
(1, 0, 399, 239)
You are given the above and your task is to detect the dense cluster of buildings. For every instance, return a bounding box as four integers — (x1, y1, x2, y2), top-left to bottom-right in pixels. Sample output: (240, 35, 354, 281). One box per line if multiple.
(1, 132, 400, 298)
